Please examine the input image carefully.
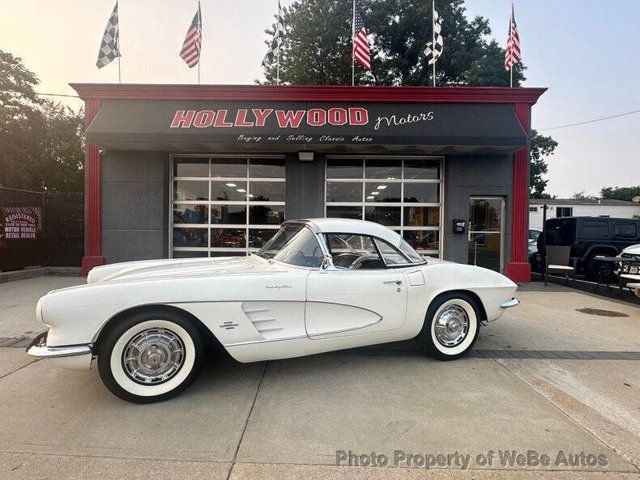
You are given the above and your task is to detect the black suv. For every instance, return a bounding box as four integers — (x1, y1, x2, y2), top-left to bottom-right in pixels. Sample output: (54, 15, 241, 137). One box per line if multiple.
(537, 217, 640, 279)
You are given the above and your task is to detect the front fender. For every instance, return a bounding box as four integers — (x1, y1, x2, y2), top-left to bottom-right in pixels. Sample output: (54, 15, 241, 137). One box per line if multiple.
(405, 263, 517, 330)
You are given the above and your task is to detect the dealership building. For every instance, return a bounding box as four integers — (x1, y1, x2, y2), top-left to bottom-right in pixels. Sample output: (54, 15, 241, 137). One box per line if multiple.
(72, 84, 545, 281)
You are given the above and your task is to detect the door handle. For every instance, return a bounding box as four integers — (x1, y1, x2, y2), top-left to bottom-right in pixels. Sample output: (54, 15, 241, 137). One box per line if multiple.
(383, 280, 402, 285)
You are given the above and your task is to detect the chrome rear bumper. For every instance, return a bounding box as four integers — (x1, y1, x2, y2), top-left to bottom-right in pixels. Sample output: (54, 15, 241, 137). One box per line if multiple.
(500, 298, 520, 309)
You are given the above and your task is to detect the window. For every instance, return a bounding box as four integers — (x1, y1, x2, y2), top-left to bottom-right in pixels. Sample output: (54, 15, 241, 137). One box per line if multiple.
(271, 227, 323, 267)
(325, 233, 385, 269)
(256, 225, 302, 258)
(324, 233, 420, 269)
(325, 158, 442, 257)
(374, 239, 409, 266)
(529, 206, 538, 212)
(400, 240, 425, 263)
(556, 207, 573, 217)
(579, 220, 608, 239)
(172, 156, 285, 257)
(614, 222, 637, 238)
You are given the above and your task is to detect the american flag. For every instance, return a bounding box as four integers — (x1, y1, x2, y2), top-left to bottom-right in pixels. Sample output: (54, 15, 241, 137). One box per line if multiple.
(352, 0, 371, 71)
(504, 4, 521, 71)
(180, 2, 202, 68)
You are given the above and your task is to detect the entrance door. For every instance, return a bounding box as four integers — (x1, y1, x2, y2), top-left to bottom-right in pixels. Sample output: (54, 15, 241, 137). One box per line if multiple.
(468, 197, 504, 272)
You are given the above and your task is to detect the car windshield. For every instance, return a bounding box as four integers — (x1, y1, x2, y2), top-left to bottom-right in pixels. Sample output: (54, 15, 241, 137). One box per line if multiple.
(257, 224, 324, 268)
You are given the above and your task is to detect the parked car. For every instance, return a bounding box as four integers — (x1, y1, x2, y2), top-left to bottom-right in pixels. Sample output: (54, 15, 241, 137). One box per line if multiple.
(538, 217, 640, 279)
(27, 219, 519, 403)
(618, 244, 640, 275)
(528, 229, 542, 271)
(619, 243, 640, 259)
(529, 229, 542, 244)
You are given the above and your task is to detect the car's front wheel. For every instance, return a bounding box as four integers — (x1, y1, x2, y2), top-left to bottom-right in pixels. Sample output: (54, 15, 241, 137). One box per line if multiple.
(416, 292, 480, 360)
(97, 310, 204, 403)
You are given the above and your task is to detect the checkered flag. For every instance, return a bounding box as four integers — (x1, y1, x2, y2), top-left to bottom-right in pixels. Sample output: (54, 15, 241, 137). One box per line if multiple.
(96, 2, 120, 69)
(262, 0, 284, 69)
(424, 7, 443, 65)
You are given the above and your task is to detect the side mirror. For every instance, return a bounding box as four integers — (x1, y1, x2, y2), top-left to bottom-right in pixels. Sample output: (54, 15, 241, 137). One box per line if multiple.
(321, 253, 334, 270)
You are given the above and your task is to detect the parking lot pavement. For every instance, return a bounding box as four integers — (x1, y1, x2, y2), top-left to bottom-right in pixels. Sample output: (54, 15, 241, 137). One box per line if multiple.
(0, 348, 36, 379)
(0, 351, 263, 465)
(0, 275, 84, 339)
(236, 352, 633, 471)
(0, 277, 639, 479)
(478, 282, 640, 352)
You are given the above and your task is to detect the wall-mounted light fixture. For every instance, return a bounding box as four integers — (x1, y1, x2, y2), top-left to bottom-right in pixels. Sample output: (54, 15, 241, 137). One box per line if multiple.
(298, 151, 314, 162)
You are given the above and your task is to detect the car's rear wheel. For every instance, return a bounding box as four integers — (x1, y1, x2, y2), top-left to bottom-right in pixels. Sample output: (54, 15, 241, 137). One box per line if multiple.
(584, 254, 615, 281)
(416, 292, 480, 360)
(97, 310, 204, 403)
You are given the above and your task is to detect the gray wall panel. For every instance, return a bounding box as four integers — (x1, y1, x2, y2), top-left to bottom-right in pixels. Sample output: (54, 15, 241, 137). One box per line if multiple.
(102, 230, 166, 263)
(102, 181, 165, 230)
(101, 151, 169, 262)
(285, 153, 325, 220)
(443, 155, 513, 270)
(102, 151, 167, 182)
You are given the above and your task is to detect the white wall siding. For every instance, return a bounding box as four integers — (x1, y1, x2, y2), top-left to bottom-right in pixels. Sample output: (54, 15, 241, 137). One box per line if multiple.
(529, 204, 640, 231)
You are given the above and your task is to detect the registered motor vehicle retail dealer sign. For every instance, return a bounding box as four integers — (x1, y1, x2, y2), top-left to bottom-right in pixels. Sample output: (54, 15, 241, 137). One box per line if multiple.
(1, 207, 41, 239)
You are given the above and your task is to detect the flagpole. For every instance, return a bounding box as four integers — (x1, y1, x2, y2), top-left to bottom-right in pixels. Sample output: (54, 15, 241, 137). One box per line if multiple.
(117, 0, 121, 84)
(432, 0, 436, 87)
(351, 0, 355, 86)
(198, 1, 201, 85)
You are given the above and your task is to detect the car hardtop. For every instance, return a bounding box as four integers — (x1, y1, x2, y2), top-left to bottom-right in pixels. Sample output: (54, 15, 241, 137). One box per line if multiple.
(290, 218, 405, 248)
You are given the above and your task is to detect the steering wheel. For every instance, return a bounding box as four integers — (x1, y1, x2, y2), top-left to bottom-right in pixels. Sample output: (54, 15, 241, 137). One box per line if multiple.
(349, 254, 382, 270)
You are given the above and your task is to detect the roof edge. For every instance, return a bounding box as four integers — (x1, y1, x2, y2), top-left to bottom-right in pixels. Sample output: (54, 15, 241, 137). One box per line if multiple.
(69, 83, 547, 105)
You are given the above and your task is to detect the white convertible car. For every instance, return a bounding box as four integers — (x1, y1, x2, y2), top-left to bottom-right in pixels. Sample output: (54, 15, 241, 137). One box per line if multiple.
(28, 218, 518, 403)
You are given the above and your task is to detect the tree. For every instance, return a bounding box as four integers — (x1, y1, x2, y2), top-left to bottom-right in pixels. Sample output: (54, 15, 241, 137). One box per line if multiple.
(601, 186, 640, 202)
(263, 0, 525, 86)
(263, 1, 354, 85)
(0, 49, 84, 192)
(529, 130, 557, 198)
(571, 191, 597, 201)
(263, 1, 553, 196)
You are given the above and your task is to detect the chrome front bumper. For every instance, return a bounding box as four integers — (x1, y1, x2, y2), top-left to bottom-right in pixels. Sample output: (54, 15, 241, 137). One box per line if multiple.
(500, 298, 520, 309)
(26, 332, 93, 369)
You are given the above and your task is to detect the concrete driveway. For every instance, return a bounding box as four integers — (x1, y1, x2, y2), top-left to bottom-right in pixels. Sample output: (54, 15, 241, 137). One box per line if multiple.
(0, 276, 639, 479)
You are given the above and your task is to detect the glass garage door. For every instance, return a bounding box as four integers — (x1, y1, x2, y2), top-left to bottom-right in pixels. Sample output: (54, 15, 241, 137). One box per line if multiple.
(325, 157, 442, 257)
(171, 156, 285, 257)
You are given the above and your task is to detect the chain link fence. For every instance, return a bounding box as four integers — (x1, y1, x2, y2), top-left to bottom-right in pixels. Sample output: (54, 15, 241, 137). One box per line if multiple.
(0, 188, 83, 272)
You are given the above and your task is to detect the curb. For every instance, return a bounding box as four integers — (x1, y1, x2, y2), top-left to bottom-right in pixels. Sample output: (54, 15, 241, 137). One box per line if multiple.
(0, 267, 82, 284)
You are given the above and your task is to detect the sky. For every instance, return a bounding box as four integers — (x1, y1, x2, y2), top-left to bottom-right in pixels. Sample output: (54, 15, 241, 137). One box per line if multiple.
(0, 0, 638, 198)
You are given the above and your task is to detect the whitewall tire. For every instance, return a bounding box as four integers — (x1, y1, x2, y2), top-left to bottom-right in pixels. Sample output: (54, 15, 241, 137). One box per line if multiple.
(97, 310, 204, 403)
(417, 292, 480, 360)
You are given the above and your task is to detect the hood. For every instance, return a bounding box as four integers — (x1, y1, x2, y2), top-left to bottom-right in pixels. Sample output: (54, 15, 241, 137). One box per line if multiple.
(621, 244, 640, 256)
(424, 257, 452, 265)
(87, 255, 281, 284)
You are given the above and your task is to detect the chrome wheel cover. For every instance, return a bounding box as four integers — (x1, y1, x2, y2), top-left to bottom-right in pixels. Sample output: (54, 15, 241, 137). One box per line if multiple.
(122, 328, 185, 385)
(434, 304, 470, 348)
